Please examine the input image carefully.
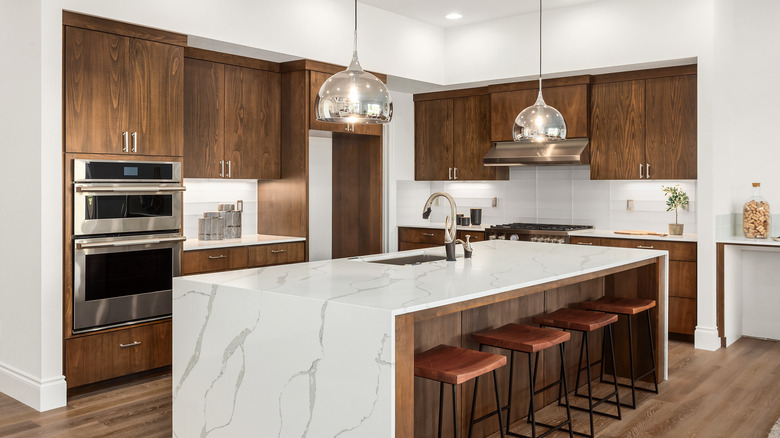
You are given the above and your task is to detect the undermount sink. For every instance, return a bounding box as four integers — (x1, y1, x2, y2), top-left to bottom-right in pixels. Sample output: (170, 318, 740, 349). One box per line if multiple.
(365, 253, 448, 266)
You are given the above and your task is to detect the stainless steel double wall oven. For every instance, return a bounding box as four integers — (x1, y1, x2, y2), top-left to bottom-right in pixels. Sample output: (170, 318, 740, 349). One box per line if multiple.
(72, 159, 184, 333)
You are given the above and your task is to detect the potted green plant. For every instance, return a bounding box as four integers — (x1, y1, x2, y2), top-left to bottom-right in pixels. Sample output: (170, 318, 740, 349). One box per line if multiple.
(662, 185, 690, 235)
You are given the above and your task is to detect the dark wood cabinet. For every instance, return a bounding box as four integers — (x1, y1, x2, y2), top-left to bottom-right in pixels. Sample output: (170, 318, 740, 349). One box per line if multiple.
(414, 94, 506, 181)
(398, 227, 485, 251)
(184, 55, 281, 180)
(65, 319, 172, 388)
(308, 70, 383, 136)
(570, 235, 697, 336)
(247, 242, 305, 267)
(489, 83, 589, 142)
(590, 66, 696, 180)
(65, 27, 183, 156)
(182, 242, 305, 276)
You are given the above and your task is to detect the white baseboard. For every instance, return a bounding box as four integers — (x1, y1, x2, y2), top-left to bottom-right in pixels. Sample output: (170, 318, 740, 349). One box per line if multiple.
(0, 361, 66, 411)
(694, 326, 722, 351)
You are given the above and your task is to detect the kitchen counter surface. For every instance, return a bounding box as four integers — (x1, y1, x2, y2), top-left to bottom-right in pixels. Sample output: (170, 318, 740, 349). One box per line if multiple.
(173, 240, 668, 437)
(570, 229, 698, 242)
(182, 233, 305, 251)
(716, 235, 780, 246)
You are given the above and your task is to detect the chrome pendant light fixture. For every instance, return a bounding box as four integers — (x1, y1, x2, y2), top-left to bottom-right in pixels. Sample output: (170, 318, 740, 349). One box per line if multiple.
(315, 0, 393, 125)
(513, 0, 566, 142)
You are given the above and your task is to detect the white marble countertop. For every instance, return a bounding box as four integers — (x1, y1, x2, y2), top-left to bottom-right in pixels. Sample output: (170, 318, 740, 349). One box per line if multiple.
(717, 235, 780, 247)
(180, 240, 667, 316)
(569, 229, 698, 243)
(183, 233, 305, 251)
(397, 222, 490, 232)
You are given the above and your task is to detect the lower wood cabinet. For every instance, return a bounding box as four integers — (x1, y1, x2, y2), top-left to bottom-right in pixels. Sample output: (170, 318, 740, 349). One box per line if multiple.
(571, 236, 697, 336)
(398, 227, 486, 251)
(65, 319, 171, 388)
(182, 242, 305, 275)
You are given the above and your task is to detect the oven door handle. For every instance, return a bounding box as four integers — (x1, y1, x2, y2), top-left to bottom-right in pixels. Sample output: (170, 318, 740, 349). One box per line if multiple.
(75, 186, 186, 193)
(76, 236, 186, 249)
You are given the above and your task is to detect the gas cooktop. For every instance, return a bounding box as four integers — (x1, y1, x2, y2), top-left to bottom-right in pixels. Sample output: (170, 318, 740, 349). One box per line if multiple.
(488, 223, 594, 232)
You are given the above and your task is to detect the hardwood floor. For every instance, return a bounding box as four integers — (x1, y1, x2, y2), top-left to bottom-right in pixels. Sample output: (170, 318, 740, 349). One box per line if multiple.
(0, 338, 777, 437)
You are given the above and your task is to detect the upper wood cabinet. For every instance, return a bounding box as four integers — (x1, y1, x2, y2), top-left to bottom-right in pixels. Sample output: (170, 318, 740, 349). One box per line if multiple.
(590, 66, 697, 180)
(414, 92, 507, 181)
(308, 70, 383, 136)
(65, 27, 183, 156)
(183, 54, 281, 180)
(489, 80, 590, 142)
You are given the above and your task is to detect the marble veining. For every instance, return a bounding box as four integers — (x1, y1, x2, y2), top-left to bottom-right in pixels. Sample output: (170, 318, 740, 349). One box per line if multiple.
(174, 240, 667, 437)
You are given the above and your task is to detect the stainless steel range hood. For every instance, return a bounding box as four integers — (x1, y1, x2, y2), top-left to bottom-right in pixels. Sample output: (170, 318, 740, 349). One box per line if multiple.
(483, 138, 590, 166)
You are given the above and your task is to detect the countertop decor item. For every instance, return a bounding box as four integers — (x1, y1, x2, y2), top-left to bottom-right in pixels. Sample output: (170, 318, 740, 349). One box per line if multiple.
(743, 182, 770, 239)
(512, 0, 566, 143)
(662, 184, 689, 235)
(314, 0, 392, 125)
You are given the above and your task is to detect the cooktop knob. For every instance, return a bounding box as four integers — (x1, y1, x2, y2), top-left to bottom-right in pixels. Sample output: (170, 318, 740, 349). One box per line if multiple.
(510, 234, 520, 241)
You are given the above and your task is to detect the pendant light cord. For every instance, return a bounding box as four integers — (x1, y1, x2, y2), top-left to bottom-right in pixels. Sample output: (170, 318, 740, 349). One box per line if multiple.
(539, 0, 542, 92)
(353, 0, 358, 55)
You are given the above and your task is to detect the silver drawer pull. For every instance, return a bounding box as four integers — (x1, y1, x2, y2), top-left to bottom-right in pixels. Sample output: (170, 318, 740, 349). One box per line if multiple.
(637, 245, 655, 249)
(208, 255, 227, 260)
(422, 233, 435, 237)
(271, 249, 287, 254)
(577, 242, 593, 245)
(120, 341, 141, 348)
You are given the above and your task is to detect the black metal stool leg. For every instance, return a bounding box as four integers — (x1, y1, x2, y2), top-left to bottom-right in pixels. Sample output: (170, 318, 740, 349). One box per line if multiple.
(527, 352, 536, 438)
(584, 332, 595, 438)
(574, 330, 586, 398)
(493, 370, 506, 438)
(646, 310, 659, 394)
(505, 350, 515, 434)
(627, 314, 637, 408)
(438, 381, 444, 438)
(453, 384, 459, 438)
(468, 374, 479, 438)
(527, 351, 541, 423)
(607, 325, 622, 420)
(559, 343, 574, 438)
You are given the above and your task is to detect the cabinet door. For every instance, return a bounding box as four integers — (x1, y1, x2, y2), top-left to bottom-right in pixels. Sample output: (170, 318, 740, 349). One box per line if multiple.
(490, 85, 588, 142)
(129, 39, 184, 156)
(247, 242, 305, 267)
(65, 27, 130, 154)
(414, 99, 453, 181)
(225, 66, 281, 179)
(183, 58, 225, 178)
(645, 75, 697, 179)
(590, 80, 646, 180)
(181, 247, 249, 275)
(453, 95, 497, 181)
(308, 71, 382, 136)
(490, 89, 536, 142)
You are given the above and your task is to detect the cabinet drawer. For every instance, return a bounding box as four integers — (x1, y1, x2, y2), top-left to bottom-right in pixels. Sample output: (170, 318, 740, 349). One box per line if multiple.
(457, 230, 485, 242)
(398, 227, 445, 244)
(182, 247, 248, 275)
(248, 242, 305, 267)
(65, 320, 172, 388)
(602, 238, 696, 262)
(670, 261, 697, 298)
(570, 236, 602, 246)
(669, 297, 696, 335)
(399, 242, 440, 251)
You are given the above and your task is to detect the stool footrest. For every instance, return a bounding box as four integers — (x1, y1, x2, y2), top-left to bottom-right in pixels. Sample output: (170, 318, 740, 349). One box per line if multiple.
(566, 391, 622, 420)
(470, 405, 508, 425)
(506, 420, 572, 438)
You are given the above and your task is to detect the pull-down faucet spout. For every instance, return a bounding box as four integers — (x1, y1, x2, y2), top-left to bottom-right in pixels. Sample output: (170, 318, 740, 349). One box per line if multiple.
(421, 192, 473, 261)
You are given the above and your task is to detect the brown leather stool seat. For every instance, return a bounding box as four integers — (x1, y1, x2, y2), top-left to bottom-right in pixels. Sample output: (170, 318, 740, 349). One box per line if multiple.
(532, 308, 622, 438)
(470, 324, 574, 438)
(580, 297, 659, 409)
(415, 344, 507, 438)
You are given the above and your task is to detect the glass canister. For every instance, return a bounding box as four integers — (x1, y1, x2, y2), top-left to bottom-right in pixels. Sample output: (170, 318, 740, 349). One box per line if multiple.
(743, 183, 771, 239)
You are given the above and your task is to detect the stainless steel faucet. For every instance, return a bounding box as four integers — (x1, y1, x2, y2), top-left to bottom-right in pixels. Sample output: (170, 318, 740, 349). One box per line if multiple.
(422, 192, 473, 261)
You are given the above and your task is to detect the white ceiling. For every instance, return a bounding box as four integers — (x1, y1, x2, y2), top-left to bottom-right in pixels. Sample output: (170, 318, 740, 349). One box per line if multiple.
(359, 0, 600, 28)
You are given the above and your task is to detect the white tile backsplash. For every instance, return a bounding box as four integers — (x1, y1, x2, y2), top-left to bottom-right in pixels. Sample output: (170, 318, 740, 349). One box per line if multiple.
(396, 166, 698, 233)
(183, 179, 258, 239)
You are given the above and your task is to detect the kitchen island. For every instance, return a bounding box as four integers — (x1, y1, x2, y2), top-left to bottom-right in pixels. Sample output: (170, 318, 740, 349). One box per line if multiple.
(173, 240, 667, 437)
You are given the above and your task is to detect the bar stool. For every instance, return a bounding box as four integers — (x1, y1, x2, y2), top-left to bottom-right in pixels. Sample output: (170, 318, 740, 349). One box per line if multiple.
(579, 297, 659, 409)
(533, 308, 621, 438)
(470, 324, 573, 438)
(415, 344, 508, 438)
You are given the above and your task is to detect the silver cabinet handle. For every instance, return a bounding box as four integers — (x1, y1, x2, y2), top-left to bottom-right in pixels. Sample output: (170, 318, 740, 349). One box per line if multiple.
(76, 186, 186, 193)
(270, 249, 287, 254)
(227, 161, 231, 178)
(220, 160, 225, 178)
(639, 163, 644, 179)
(454, 167, 458, 180)
(646, 162, 650, 179)
(637, 245, 655, 249)
(448, 167, 452, 180)
(76, 236, 186, 249)
(577, 242, 593, 245)
(122, 132, 129, 153)
(422, 233, 435, 237)
(208, 255, 227, 260)
(131, 132, 137, 153)
(120, 341, 141, 348)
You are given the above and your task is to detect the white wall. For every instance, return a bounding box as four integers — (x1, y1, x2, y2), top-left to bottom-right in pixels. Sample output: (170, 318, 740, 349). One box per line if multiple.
(385, 91, 415, 252)
(182, 180, 259, 239)
(308, 136, 334, 261)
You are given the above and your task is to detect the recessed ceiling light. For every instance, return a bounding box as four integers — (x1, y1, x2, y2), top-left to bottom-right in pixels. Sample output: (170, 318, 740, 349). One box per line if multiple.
(445, 12, 463, 20)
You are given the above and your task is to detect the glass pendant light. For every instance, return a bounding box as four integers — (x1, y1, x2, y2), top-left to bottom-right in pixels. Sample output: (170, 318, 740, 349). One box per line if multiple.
(315, 0, 393, 125)
(513, 0, 566, 142)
